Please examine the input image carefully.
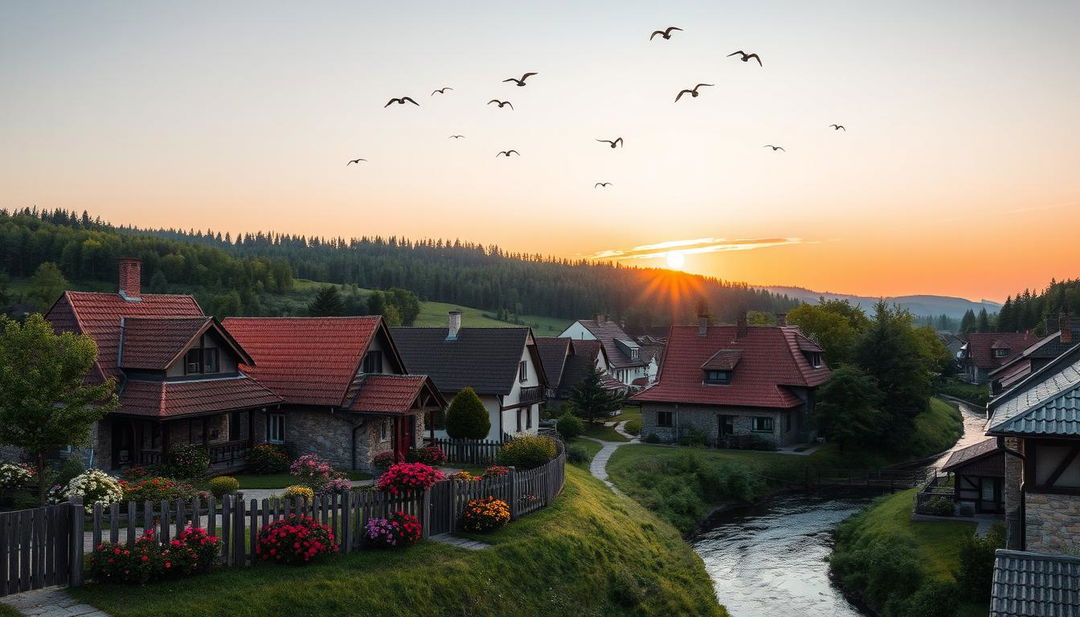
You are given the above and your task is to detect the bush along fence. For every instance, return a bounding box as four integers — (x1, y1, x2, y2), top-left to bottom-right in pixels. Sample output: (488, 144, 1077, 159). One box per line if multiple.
(0, 439, 566, 596)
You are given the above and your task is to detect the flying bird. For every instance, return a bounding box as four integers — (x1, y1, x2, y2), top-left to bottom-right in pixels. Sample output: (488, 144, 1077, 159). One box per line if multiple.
(594, 182, 612, 188)
(650, 26, 683, 40)
(431, 87, 453, 96)
(384, 96, 419, 107)
(503, 72, 538, 87)
(829, 124, 846, 131)
(727, 50, 763, 66)
(496, 150, 520, 157)
(449, 134, 466, 139)
(763, 145, 785, 151)
(596, 138, 624, 149)
(675, 83, 713, 102)
(346, 158, 366, 165)
(487, 99, 514, 110)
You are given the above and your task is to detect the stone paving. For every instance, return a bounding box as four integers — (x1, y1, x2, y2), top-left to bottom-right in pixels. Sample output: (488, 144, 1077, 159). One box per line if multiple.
(1, 588, 108, 617)
(428, 533, 490, 551)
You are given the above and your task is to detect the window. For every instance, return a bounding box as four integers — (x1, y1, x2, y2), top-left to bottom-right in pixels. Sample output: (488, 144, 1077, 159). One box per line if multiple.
(519, 360, 528, 383)
(993, 348, 1009, 359)
(363, 351, 383, 374)
(657, 411, 674, 427)
(184, 347, 219, 374)
(266, 413, 285, 444)
(704, 370, 732, 385)
(203, 348, 219, 373)
(751, 417, 775, 433)
(808, 352, 823, 368)
(380, 420, 389, 442)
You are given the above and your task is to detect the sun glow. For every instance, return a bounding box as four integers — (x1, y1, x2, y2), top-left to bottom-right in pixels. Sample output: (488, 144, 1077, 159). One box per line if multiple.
(666, 251, 686, 270)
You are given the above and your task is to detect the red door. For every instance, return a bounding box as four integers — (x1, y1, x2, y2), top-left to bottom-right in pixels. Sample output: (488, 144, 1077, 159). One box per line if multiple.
(393, 416, 415, 460)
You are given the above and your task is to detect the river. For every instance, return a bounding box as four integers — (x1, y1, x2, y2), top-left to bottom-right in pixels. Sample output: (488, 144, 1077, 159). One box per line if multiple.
(692, 400, 989, 617)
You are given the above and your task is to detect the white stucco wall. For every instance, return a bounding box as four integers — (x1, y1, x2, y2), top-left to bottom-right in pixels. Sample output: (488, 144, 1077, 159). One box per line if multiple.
(560, 322, 595, 340)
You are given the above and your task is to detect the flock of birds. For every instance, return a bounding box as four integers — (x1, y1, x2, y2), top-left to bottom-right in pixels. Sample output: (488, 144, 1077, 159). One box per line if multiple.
(349, 27, 847, 188)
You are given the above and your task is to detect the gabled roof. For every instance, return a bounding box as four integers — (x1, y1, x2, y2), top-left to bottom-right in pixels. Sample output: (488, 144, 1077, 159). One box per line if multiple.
(46, 291, 204, 381)
(964, 332, 1039, 371)
(989, 328, 1080, 379)
(534, 337, 572, 390)
(120, 316, 253, 371)
(556, 339, 605, 399)
(941, 438, 1000, 472)
(119, 376, 282, 418)
(391, 327, 540, 396)
(990, 549, 1080, 617)
(573, 319, 645, 369)
(632, 325, 830, 409)
(223, 316, 385, 407)
(345, 375, 445, 414)
(988, 352, 1080, 437)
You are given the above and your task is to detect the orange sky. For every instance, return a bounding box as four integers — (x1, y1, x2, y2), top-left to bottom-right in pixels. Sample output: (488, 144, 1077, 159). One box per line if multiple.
(2, 1, 1078, 302)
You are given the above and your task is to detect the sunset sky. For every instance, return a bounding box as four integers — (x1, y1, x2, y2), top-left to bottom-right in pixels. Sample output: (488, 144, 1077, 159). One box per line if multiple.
(2, 1, 1078, 302)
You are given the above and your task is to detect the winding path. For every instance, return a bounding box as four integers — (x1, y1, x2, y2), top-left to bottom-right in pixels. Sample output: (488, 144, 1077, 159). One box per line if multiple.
(583, 421, 639, 493)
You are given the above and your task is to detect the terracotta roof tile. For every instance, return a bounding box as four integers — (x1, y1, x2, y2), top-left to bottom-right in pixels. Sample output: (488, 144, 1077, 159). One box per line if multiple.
(964, 332, 1039, 371)
(347, 375, 441, 414)
(120, 377, 281, 418)
(120, 317, 213, 370)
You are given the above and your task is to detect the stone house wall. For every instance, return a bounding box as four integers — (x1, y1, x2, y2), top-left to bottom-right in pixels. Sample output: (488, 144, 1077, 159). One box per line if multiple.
(1025, 492, 1080, 554)
(640, 402, 804, 447)
(277, 407, 425, 473)
(1002, 437, 1024, 549)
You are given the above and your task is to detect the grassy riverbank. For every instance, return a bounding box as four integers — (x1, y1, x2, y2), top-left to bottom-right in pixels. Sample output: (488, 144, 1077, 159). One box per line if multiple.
(830, 489, 988, 617)
(72, 466, 727, 617)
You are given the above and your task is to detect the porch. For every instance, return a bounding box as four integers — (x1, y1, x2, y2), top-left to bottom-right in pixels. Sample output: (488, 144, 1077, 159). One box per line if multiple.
(108, 409, 259, 473)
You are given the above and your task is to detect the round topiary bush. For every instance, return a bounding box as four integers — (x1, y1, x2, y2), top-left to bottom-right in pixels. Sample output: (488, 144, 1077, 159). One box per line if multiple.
(496, 435, 557, 469)
(445, 387, 491, 440)
(556, 413, 584, 440)
(208, 476, 240, 498)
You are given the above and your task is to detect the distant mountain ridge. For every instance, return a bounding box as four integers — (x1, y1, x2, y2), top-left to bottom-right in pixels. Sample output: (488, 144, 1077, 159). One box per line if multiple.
(763, 286, 1001, 319)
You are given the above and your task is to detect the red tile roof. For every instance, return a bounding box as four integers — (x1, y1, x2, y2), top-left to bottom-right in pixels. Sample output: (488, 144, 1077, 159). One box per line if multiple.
(222, 316, 382, 407)
(346, 375, 442, 414)
(120, 317, 213, 370)
(963, 332, 1039, 371)
(47, 291, 204, 381)
(119, 376, 282, 418)
(632, 325, 830, 409)
(701, 349, 742, 371)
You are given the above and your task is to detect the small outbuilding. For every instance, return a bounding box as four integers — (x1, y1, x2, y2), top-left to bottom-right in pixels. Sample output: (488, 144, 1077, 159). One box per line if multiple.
(941, 438, 1005, 514)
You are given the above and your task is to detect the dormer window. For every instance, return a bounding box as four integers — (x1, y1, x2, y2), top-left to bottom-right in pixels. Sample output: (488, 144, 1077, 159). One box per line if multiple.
(363, 351, 383, 374)
(704, 369, 732, 385)
(806, 352, 823, 368)
(993, 348, 1009, 358)
(184, 348, 219, 375)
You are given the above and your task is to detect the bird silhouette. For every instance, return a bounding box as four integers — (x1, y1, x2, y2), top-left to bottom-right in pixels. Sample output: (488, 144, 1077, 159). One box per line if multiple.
(449, 135, 466, 139)
(346, 158, 366, 165)
(675, 83, 714, 102)
(496, 150, 520, 157)
(503, 72, 538, 87)
(650, 26, 683, 40)
(763, 145, 785, 151)
(384, 97, 419, 107)
(829, 124, 846, 131)
(596, 138, 624, 149)
(727, 50, 763, 66)
(594, 182, 613, 188)
(487, 99, 514, 110)
(431, 87, 453, 96)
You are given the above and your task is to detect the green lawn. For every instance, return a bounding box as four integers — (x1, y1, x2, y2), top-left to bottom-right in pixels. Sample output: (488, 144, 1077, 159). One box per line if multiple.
(615, 404, 642, 426)
(415, 298, 570, 335)
(581, 421, 631, 442)
(910, 397, 965, 459)
(72, 467, 727, 617)
(566, 438, 603, 467)
(216, 471, 371, 490)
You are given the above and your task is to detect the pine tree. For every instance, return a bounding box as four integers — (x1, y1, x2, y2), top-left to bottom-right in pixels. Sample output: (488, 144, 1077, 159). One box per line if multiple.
(976, 308, 990, 333)
(960, 309, 977, 334)
(307, 286, 344, 316)
(569, 369, 624, 424)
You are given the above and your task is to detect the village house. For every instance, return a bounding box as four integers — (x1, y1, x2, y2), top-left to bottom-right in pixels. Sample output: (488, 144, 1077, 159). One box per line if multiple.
(559, 315, 652, 386)
(391, 311, 546, 442)
(958, 331, 1038, 385)
(939, 438, 1005, 514)
(222, 316, 445, 472)
(44, 259, 283, 472)
(535, 337, 624, 411)
(988, 314, 1080, 395)
(632, 315, 830, 448)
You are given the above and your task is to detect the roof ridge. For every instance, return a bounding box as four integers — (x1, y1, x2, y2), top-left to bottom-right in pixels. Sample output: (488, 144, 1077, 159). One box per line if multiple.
(989, 375, 1080, 432)
(996, 549, 1080, 563)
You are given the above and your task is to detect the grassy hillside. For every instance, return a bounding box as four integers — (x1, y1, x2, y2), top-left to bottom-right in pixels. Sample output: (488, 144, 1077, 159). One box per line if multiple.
(71, 467, 726, 617)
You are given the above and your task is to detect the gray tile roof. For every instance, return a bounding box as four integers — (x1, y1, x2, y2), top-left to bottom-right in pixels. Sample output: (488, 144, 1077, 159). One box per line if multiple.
(941, 437, 999, 472)
(534, 337, 571, 390)
(576, 319, 646, 369)
(390, 327, 531, 396)
(990, 549, 1080, 617)
(988, 355, 1080, 437)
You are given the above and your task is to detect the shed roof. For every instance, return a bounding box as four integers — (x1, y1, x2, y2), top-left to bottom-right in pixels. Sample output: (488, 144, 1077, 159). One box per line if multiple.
(942, 438, 1000, 472)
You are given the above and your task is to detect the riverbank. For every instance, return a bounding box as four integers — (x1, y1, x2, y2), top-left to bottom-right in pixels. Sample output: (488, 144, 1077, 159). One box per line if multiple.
(70, 466, 727, 617)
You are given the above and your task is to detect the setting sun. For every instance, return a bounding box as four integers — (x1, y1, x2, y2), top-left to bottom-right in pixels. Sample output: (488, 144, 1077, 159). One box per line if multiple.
(666, 251, 686, 270)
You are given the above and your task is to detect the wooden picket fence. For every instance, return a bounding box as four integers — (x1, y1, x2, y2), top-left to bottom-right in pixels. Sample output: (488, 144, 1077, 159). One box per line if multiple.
(0, 439, 567, 596)
(427, 437, 504, 465)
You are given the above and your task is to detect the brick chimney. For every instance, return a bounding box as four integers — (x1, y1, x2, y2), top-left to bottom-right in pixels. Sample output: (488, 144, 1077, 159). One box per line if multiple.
(447, 310, 462, 341)
(117, 258, 142, 301)
(698, 314, 709, 336)
(736, 311, 748, 339)
(775, 313, 787, 327)
(1060, 312, 1072, 344)
(594, 313, 604, 325)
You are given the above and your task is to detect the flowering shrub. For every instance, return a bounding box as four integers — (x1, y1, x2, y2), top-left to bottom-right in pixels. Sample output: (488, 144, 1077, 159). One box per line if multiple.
(376, 462, 445, 496)
(460, 497, 510, 532)
(248, 443, 290, 474)
(482, 465, 511, 479)
(89, 530, 165, 584)
(320, 477, 352, 495)
(120, 477, 196, 503)
(405, 446, 446, 466)
(164, 444, 210, 480)
(166, 527, 221, 576)
(120, 466, 152, 482)
(207, 476, 240, 498)
(283, 485, 314, 502)
(448, 471, 480, 482)
(0, 462, 32, 489)
(496, 435, 557, 469)
(372, 451, 398, 469)
(364, 511, 423, 548)
(255, 514, 337, 565)
(290, 454, 344, 490)
(51, 469, 123, 514)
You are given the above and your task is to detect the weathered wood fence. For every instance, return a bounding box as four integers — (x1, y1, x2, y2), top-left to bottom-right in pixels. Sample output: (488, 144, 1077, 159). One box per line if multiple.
(0, 440, 566, 596)
(426, 437, 504, 465)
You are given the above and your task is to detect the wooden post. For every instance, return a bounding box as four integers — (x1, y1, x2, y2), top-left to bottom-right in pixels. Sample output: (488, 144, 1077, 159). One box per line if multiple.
(508, 466, 519, 520)
(341, 492, 352, 553)
(69, 497, 84, 587)
(421, 489, 431, 539)
(233, 497, 246, 566)
(221, 497, 232, 567)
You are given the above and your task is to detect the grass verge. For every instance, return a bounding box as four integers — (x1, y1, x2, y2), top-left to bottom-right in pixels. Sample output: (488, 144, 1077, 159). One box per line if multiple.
(71, 466, 727, 617)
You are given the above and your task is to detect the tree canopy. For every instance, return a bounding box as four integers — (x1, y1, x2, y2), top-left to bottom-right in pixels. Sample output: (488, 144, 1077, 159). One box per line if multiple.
(569, 369, 624, 424)
(786, 299, 870, 366)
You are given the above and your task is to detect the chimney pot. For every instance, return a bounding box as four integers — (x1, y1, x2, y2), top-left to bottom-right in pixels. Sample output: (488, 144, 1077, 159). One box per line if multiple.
(117, 258, 142, 301)
(447, 310, 462, 341)
(736, 311, 748, 339)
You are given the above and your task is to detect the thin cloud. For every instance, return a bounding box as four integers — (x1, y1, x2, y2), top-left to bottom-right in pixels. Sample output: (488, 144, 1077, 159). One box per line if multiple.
(592, 237, 803, 261)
